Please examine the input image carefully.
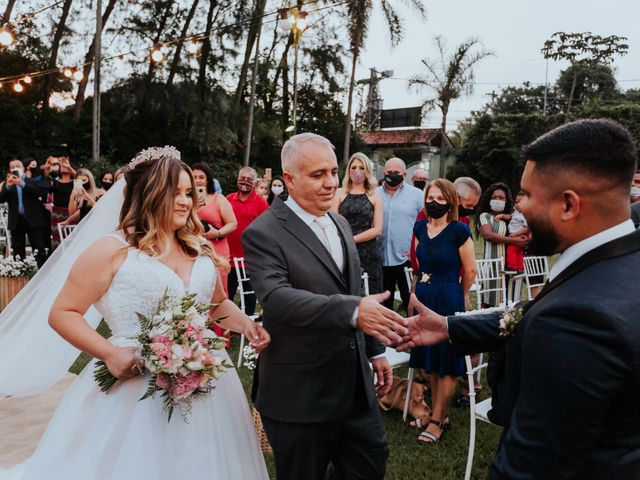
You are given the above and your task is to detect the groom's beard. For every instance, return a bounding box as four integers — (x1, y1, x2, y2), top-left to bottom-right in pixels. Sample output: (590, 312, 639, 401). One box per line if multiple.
(527, 215, 561, 256)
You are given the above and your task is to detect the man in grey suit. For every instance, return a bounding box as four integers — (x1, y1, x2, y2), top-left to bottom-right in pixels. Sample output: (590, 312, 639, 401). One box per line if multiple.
(243, 133, 408, 480)
(399, 119, 640, 479)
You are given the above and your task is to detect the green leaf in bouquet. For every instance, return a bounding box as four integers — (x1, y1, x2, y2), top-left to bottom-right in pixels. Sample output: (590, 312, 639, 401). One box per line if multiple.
(139, 376, 159, 401)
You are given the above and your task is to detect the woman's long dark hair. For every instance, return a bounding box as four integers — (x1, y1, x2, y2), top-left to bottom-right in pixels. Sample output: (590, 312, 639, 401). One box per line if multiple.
(191, 162, 216, 194)
(267, 174, 287, 205)
(474, 182, 514, 235)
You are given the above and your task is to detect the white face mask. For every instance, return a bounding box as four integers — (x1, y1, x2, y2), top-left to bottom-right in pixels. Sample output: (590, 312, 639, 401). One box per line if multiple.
(631, 187, 640, 198)
(12, 168, 24, 178)
(271, 186, 284, 196)
(490, 199, 506, 213)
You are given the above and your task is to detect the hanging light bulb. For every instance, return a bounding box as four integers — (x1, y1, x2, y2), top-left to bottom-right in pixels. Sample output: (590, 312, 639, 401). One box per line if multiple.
(296, 12, 308, 31)
(13, 82, 23, 93)
(22, 75, 32, 84)
(186, 40, 200, 55)
(62, 67, 73, 78)
(73, 69, 83, 81)
(0, 26, 14, 47)
(150, 43, 165, 63)
(277, 8, 291, 31)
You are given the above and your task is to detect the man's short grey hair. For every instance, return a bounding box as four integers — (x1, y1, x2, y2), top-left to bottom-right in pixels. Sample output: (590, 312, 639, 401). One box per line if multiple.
(281, 133, 335, 172)
(454, 176, 482, 199)
(238, 166, 258, 180)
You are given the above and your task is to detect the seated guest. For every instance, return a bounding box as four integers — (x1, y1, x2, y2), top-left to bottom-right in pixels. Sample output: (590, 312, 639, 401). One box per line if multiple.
(267, 175, 287, 205)
(0, 160, 48, 267)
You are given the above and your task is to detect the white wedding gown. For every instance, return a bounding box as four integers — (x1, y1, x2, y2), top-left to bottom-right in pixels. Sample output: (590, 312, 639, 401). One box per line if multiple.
(1, 239, 269, 479)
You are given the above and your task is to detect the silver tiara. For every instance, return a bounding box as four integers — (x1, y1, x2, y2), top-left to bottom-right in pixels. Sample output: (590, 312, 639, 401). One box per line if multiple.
(128, 146, 181, 170)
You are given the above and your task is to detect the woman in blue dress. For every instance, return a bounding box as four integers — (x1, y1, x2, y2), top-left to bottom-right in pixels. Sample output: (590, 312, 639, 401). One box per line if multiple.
(409, 178, 477, 444)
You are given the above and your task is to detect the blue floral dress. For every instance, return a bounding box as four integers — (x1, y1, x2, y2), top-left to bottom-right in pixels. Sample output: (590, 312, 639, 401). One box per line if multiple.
(409, 219, 470, 377)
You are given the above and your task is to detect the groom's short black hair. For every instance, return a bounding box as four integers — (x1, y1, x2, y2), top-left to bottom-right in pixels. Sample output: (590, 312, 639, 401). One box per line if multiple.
(521, 119, 638, 189)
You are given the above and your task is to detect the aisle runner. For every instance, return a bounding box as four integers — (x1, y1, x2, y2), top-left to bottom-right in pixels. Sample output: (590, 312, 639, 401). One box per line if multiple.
(0, 374, 76, 467)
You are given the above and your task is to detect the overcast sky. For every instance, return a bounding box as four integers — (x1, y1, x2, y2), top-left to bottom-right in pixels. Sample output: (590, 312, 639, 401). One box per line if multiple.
(357, 0, 640, 130)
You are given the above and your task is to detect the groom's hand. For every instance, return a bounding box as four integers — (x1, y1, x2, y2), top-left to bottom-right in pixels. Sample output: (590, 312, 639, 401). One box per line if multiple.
(357, 291, 408, 345)
(396, 294, 449, 351)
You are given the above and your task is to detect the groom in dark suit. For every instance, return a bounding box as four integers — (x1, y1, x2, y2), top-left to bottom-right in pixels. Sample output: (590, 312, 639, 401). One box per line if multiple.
(400, 119, 640, 479)
(243, 133, 408, 480)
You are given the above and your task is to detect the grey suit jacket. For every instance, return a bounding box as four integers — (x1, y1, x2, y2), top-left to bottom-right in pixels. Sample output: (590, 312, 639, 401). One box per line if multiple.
(242, 198, 385, 423)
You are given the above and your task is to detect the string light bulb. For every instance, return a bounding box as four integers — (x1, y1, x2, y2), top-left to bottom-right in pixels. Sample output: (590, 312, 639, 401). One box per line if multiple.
(22, 75, 32, 84)
(62, 67, 73, 78)
(13, 82, 23, 93)
(72, 69, 83, 81)
(150, 44, 165, 63)
(0, 26, 14, 47)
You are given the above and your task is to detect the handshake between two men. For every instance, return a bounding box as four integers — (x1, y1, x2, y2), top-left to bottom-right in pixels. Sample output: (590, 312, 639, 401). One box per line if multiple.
(357, 291, 446, 351)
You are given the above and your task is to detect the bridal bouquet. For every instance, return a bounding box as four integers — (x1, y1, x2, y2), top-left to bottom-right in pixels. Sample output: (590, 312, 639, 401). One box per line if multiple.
(94, 290, 231, 421)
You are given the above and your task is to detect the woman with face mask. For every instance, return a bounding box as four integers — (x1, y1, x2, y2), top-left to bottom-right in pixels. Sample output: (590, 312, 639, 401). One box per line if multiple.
(44, 156, 77, 249)
(407, 178, 477, 444)
(475, 182, 528, 307)
(331, 153, 384, 294)
(266, 175, 288, 205)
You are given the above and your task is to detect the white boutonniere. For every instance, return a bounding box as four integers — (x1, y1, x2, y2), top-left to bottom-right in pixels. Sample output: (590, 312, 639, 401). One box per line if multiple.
(499, 306, 524, 337)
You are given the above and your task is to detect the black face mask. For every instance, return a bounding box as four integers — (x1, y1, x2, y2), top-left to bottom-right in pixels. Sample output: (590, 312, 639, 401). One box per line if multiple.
(49, 169, 60, 179)
(413, 180, 427, 191)
(425, 200, 450, 219)
(102, 180, 112, 191)
(458, 205, 475, 217)
(82, 181, 90, 190)
(384, 172, 403, 188)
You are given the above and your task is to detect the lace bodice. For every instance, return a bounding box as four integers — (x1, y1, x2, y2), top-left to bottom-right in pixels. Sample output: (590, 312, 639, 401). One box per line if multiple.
(94, 241, 217, 345)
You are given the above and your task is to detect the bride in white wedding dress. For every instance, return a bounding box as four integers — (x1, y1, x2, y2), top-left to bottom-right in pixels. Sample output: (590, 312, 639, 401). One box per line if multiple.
(0, 147, 270, 479)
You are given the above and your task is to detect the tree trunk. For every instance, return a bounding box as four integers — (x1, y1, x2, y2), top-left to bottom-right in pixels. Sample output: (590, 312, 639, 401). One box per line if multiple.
(198, 0, 218, 100)
(281, 39, 290, 139)
(44, 0, 74, 108)
(71, 0, 117, 124)
(232, 0, 266, 115)
(342, 51, 358, 164)
(167, 0, 200, 87)
(139, 0, 174, 109)
(567, 70, 577, 114)
(439, 104, 449, 178)
(2, 0, 16, 23)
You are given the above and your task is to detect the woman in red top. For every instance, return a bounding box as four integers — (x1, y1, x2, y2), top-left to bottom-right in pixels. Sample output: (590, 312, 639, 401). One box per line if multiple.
(192, 163, 237, 295)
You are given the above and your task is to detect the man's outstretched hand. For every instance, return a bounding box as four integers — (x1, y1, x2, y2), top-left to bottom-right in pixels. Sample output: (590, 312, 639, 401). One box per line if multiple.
(396, 294, 449, 351)
(357, 291, 408, 345)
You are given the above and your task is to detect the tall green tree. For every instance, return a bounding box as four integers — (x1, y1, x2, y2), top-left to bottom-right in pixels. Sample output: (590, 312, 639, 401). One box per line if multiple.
(342, 0, 426, 163)
(541, 32, 628, 113)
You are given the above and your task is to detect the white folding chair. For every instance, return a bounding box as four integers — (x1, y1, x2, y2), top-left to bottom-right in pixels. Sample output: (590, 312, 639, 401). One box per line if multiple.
(361, 272, 370, 296)
(524, 256, 549, 300)
(475, 258, 507, 308)
(0, 213, 11, 257)
(233, 257, 259, 367)
(57, 223, 77, 241)
(464, 355, 500, 480)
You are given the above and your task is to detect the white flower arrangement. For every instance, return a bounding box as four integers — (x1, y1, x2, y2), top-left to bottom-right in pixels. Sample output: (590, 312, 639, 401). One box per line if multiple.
(242, 345, 259, 371)
(0, 254, 38, 277)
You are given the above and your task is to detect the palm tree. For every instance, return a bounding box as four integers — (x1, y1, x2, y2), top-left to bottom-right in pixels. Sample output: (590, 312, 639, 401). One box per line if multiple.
(408, 36, 493, 135)
(342, 0, 427, 164)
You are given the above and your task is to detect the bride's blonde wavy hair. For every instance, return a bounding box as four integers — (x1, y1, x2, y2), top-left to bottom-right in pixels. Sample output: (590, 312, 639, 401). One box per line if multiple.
(119, 150, 227, 270)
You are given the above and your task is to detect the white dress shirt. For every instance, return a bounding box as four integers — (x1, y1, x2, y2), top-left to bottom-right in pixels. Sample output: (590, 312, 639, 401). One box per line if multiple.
(549, 219, 635, 282)
(284, 196, 344, 271)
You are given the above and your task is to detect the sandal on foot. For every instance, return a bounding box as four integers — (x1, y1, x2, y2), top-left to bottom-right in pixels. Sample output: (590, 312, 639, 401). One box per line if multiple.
(409, 416, 431, 429)
(417, 419, 446, 445)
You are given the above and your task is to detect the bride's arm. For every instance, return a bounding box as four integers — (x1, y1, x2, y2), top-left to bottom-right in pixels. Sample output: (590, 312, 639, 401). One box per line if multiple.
(49, 237, 141, 379)
(209, 275, 270, 352)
